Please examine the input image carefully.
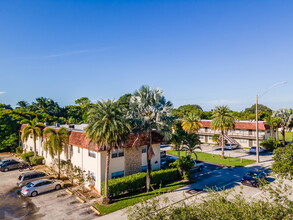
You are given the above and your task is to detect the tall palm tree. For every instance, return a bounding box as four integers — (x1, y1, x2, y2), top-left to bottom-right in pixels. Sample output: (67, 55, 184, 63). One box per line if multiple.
(21, 118, 45, 157)
(272, 108, 293, 146)
(16, 100, 29, 110)
(182, 133, 201, 160)
(85, 100, 131, 201)
(211, 106, 235, 159)
(181, 112, 202, 134)
(44, 127, 69, 179)
(128, 85, 174, 192)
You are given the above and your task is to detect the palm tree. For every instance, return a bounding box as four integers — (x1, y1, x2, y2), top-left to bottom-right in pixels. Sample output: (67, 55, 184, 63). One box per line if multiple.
(170, 129, 186, 158)
(85, 100, 131, 201)
(181, 112, 202, 134)
(44, 127, 69, 179)
(264, 116, 282, 137)
(21, 118, 45, 157)
(182, 133, 201, 160)
(272, 108, 293, 146)
(128, 85, 174, 192)
(211, 106, 235, 159)
(16, 100, 29, 110)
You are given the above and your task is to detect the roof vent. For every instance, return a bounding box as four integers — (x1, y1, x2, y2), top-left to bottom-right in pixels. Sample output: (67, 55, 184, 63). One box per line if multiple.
(55, 123, 60, 127)
(68, 124, 75, 129)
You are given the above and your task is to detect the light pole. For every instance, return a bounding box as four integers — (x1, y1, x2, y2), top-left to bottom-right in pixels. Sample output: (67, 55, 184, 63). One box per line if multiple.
(256, 81, 287, 163)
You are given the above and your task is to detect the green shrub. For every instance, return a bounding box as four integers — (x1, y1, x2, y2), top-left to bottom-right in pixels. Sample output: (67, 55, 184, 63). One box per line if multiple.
(21, 152, 34, 162)
(29, 156, 44, 165)
(260, 137, 282, 151)
(151, 168, 179, 185)
(102, 168, 180, 198)
(15, 146, 23, 154)
(171, 155, 194, 180)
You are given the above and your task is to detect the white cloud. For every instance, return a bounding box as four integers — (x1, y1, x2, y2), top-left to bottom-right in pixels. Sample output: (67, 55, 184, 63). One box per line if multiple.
(0, 91, 6, 95)
(45, 47, 112, 58)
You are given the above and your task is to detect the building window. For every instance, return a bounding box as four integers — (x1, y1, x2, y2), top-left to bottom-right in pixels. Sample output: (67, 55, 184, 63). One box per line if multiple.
(78, 147, 80, 153)
(88, 150, 96, 158)
(141, 165, 147, 172)
(240, 139, 246, 143)
(71, 145, 73, 152)
(142, 146, 147, 153)
(208, 136, 212, 141)
(111, 171, 124, 179)
(112, 149, 124, 158)
(199, 136, 204, 139)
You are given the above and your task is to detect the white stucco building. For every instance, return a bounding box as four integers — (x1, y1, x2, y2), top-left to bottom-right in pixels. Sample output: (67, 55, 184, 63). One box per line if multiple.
(196, 120, 275, 148)
(20, 124, 162, 194)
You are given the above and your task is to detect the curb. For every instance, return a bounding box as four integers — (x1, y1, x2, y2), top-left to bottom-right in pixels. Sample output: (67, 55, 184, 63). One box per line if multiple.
(76, 196, 86, 203)
(90, 206, 101, 215)
(66, 189, 73, 195)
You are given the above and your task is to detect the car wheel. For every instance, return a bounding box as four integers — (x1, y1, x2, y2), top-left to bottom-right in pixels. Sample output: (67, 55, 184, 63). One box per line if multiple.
(4, 167, 9, 172)
(31, 191, 38, 197)
(55, 184, 61, 190)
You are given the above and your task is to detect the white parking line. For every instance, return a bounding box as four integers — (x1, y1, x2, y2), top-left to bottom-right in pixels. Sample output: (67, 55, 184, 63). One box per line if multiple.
(252, 191, 262, 198)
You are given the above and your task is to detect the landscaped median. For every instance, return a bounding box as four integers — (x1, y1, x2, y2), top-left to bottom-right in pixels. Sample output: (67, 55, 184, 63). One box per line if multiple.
(167, 150, 255, 167)
(95, 168, 190, 215)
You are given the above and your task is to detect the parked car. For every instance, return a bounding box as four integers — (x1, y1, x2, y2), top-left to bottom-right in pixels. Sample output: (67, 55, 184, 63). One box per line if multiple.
(241, 170, 267, 187)
(17, 171, 56, 187)
(249, 146, 264, 154)
(190, 160, 204, 172)
(161, 156, 177, 169)
(0, 160, 27, 172)
(224, 143, 238, 150)
(0, 158, 16, 165)
(21, 179, 64, 197)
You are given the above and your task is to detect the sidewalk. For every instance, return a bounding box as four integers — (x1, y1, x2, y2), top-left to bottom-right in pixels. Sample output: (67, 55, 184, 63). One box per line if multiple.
(98, 159, 273, 219)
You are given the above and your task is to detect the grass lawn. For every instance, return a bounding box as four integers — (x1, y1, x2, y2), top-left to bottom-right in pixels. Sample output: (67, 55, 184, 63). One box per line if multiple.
(278, 131, 293, 142)
(167, 150, 255, 167)
(95, 180, 189, 215)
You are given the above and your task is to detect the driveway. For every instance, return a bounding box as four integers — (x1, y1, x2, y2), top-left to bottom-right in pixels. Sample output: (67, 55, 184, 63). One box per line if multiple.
(0, 156, 97, 220)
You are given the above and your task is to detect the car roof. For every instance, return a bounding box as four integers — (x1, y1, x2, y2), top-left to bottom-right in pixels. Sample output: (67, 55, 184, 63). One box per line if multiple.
(30, 179, 51, 184)
(21, 171, 44, 176)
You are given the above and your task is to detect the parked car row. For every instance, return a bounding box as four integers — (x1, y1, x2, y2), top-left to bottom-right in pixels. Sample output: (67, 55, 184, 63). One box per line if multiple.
(1, 157, 63, 197)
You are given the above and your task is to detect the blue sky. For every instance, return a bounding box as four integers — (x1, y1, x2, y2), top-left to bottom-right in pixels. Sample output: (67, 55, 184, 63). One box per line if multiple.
(0, 0, 292, 111)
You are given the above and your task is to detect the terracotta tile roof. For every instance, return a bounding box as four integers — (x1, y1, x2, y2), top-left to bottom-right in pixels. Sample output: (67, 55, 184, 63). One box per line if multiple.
(200, 120, 269, 131)
(20, 125, 163, 151)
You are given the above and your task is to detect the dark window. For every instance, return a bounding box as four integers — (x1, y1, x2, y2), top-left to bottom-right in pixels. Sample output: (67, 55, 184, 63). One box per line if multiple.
(142, 146, 147, 153)
(112, 149, 124, 158)
(111, 171, 124, 179)
(39, 173, 46, 177)
(88, 150, 96, 158)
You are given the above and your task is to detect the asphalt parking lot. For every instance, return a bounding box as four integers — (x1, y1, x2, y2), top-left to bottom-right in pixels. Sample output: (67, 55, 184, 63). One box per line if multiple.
(0, 157, 98, 220)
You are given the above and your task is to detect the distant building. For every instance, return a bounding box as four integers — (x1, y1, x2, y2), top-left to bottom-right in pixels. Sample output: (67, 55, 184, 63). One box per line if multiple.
(197, 120, 275, 148)
(20, 124, 162, 194)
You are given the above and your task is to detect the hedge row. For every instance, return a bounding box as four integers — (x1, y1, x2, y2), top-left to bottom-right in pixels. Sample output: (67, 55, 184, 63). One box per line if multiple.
(21, 152, 34, 162)
(102, 168, 180, 197)
(29, 156, 44, 165)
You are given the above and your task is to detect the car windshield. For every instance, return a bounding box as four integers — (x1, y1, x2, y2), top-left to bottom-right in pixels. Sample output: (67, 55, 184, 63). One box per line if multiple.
(245, 172, 260, 178)
(251, 147, 256, 149)
(26, 182, 35, 188)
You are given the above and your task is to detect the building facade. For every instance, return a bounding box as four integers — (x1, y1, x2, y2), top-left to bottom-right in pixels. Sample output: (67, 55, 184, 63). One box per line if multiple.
(20, 124, 162, 194)
(197, 120, 275, 148)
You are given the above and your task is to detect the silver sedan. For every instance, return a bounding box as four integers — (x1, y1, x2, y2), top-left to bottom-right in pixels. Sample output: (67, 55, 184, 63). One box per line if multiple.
(21, 179, 64, 197)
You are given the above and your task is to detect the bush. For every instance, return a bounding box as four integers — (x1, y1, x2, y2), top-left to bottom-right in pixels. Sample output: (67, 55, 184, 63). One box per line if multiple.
(29, 156, 44, 166)
(102, 168, 181, 197)
(171, 155, 194, 180)
(15, 146, 23, 154)
(260, 137, 282, 151)
(151, 168, 179, 185)
(21, 152, 34, 162)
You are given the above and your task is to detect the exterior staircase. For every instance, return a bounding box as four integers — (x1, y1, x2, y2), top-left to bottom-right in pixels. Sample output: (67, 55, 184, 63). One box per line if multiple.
(223, 133, 241, 146)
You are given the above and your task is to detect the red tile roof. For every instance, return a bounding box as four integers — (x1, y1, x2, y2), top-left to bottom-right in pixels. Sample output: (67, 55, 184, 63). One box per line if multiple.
(20, 125, 163, 151)
(200, 120, 269, 131)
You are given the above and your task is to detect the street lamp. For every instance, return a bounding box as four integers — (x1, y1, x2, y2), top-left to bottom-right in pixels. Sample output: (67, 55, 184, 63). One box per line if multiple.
(256, 81, 287, 163)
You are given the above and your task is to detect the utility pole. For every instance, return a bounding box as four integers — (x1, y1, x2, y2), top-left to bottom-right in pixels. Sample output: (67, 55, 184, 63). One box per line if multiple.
(256, 95, 259, 163)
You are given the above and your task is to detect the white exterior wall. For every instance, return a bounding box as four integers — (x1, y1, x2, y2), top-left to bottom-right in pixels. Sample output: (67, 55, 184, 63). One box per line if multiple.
(141, 144, 160, 171)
